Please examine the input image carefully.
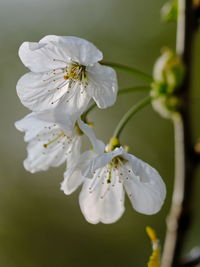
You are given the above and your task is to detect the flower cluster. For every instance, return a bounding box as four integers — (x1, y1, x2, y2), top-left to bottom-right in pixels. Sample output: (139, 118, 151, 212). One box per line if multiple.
(16, 35, 166, 224)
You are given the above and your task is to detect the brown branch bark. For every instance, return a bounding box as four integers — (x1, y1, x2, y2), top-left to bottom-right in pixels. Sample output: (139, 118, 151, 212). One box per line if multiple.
(161, 0, 199, 266)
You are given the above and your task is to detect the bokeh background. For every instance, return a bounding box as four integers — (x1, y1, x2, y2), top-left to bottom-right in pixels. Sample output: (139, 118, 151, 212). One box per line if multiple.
(0, 0, 200, 266)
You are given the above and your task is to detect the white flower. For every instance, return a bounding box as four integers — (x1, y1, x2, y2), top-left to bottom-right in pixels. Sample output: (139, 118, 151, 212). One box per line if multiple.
(15, 110, 103, 173)
(17, 35, 118, 114)
(61, 146, 166, 224)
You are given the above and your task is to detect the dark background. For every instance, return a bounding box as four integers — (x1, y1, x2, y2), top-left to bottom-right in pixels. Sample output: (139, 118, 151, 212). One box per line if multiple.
(0, 0, 200, 266)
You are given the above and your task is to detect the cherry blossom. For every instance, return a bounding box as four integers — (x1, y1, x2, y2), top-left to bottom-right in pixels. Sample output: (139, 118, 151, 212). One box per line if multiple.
(61, 146, 166, 224)
(17, 35, 118, 114)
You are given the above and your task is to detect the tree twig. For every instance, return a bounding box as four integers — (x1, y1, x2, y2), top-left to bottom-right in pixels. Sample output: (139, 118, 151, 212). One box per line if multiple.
(161, 113, 185, 267)
(161, 0, 199, 266)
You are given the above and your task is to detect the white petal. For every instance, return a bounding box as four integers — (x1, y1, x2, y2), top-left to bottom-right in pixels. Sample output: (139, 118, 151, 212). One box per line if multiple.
(36, 102, 82, 136)
(82, 147, 124, 178)
(16, 71, 66, 111)
(16, 113, 77, 173)
(61, 150, 96, 195)
(87, 63, 118, 109)
(19, 36, 103, 73)
(39, 35, 103, 66)
(24, 136, 70, 173)
(15, 112, 50, 142)
(19, 41, 66, 73)
(77, 118, 105, 154)
(79, 167, 125, 224)
(61, 167, 84, 195)
(122, 153, 166, 215)
(16, 71, 90, 113)
(65, 135, 82, 167)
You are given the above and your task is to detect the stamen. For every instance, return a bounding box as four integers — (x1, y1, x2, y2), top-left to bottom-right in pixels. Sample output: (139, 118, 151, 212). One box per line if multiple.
(63, 63, 87, 85)
(56, 80, 68, 90)
(43, 132, 66, 148)
(51, 82, 78, 105)
(107, 163, 113, 184)
(111, 168, 118, 187)
(63, 75, 69, 80)
(100, 186, 110, 199)
(88, 169, 104, 193)
(53, 58, 68, 64)
(117, 158, 125, 184)
(46, 61, 88, 105)
(51, 97, 62, 105)
(43, 72, 64, 83)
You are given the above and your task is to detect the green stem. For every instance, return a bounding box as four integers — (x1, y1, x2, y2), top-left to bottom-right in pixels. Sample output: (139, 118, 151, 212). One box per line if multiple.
(82, 86, 150, 119)
(113, 96, 152, 139)
(102, 61, 153, 82)
(82, 103, 96, 119)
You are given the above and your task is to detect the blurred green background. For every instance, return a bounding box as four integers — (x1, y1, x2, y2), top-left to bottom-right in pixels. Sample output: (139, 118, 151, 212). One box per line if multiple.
(0, 0, 200, 266)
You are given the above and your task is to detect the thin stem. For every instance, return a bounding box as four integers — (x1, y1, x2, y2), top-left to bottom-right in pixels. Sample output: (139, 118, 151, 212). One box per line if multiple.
(102, 61, 153, 82)
(112, 96, 151, 139)
(82, 103, 96, 119)
(161, 113, 185, 267)
(82, 86, 150, 119)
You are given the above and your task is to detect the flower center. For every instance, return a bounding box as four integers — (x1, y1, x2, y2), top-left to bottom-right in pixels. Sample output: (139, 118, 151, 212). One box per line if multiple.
(44, 59, 90, 105)
(63, 62, 88, 85)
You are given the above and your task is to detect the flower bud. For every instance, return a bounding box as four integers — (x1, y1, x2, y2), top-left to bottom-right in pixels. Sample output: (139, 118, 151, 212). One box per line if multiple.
(151, 48, 184, 118)
(161, 0, 178, 22)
